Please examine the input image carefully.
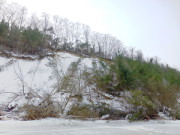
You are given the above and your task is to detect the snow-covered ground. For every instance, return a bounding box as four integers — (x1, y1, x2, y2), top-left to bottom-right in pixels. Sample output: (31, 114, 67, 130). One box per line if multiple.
(0, 119, 179, 135)
(0, 52, 80, 97)
(0, 52, 128, 119)
(0, 52, 80, 109)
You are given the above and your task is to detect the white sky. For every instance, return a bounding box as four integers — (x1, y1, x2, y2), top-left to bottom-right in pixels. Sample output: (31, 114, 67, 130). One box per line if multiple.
(7, 0, 180, 70)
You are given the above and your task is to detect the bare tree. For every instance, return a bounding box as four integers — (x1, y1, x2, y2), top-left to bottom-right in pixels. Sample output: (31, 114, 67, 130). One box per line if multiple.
(129, 47, 135, 60)
(82, 24, 90, 51)
(153, 56, 160, 65)
(0, 0, 5, 21)
(4, 2, 19, 25)
(16, 6, 27, 29)
(53, 16, 66, 48)
(41, 12, 50, 34)
(13, 62, 26, 95)
(29, 13, 42, 29)
(135, 50, 144, 62)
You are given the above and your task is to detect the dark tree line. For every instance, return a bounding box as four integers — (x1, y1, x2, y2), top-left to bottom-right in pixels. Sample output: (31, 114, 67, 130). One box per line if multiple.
(0, 0, 166, 65)
(0, 1, 123, 58)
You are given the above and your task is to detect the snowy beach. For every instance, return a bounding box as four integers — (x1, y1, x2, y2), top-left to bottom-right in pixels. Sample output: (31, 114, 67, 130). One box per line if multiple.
(0, 119, 180, 135)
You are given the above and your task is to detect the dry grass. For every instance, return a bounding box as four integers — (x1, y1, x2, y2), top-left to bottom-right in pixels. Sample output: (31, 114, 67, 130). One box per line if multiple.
(22, 95, 60, 120)
(22, 104, 60, 120)
(68, 104, 99, 119)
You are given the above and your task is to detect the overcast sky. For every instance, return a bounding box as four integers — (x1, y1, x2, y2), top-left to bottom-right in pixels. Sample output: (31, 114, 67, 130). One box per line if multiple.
(7, 0, 180, 70)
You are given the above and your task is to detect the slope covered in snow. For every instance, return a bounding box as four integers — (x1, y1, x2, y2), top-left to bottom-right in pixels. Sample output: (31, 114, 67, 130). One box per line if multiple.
(0, 52, 128, 119)
(0, 53, 77, 105)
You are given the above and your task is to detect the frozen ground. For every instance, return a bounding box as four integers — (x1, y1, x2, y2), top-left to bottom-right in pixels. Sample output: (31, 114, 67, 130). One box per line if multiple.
(0, 119, 179, 135)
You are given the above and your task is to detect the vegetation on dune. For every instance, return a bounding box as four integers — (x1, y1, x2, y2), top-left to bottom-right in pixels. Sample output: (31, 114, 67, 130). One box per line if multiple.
(68, 103, 127, 119)
(16, 55, 180, 121)
(0, 0, 179, 121)
(91, 56, 180, 120)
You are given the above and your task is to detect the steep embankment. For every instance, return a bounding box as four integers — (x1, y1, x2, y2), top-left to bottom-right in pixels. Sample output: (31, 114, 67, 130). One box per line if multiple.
(0, 51, 180, 120)
(0, 52, 129, 120)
